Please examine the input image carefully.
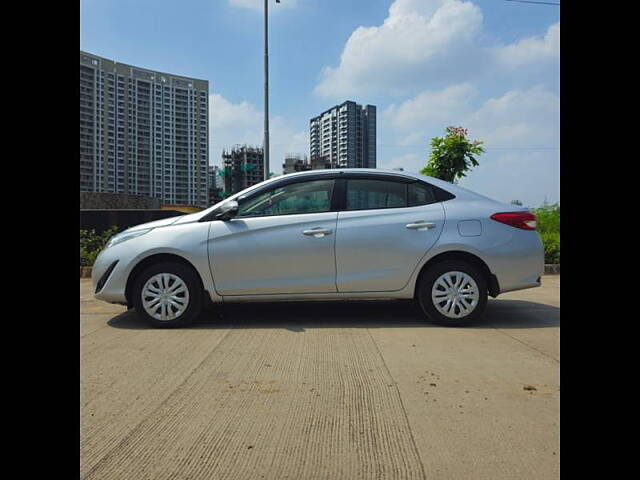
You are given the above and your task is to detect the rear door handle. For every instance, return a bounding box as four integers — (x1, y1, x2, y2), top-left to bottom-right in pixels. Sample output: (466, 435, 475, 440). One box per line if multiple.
(406, 221, 436, 230)
(303, 227, 333, 238)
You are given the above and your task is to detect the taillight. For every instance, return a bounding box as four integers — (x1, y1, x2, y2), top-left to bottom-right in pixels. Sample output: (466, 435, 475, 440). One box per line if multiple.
(490, 211, 537, 230)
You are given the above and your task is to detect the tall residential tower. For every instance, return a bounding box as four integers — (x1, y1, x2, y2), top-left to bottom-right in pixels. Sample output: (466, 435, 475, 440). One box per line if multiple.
(309, 101, 376, 170)
(80, 51, 209, 207)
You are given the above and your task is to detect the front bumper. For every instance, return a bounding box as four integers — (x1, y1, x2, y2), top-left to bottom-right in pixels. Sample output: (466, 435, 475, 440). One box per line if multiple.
(94, 260, 119, 294)
(92, 248, 129, 304)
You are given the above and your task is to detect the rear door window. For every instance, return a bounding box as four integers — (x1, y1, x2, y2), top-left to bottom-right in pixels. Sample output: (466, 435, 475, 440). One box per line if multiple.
(345, 179, 407, 210)
(408, 182, 437, 206)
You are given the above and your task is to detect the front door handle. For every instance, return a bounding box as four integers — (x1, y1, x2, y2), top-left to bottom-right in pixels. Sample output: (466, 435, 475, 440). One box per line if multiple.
(303, 227, 333, 238)
(406, 221, 436, 230)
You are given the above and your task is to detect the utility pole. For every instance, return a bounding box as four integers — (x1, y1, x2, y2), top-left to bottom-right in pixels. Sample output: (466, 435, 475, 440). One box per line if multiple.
(263, 0, 270, 181)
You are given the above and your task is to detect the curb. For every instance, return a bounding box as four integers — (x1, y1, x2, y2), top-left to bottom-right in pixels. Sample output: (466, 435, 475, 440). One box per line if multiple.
(544, 264, 560, 275)
(80, 266, 93, 278)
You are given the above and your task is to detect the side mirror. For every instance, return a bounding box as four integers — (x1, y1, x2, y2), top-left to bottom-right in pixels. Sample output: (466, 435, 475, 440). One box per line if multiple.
(214, 200, 239, 220)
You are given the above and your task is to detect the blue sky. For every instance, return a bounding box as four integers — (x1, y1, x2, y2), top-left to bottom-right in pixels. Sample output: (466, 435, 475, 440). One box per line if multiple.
(80, 0, 559, 206)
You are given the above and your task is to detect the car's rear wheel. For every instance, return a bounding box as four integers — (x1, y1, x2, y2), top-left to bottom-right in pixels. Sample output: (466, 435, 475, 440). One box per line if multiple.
(132, 262, 202, 328)
(417, 260, 487, 327)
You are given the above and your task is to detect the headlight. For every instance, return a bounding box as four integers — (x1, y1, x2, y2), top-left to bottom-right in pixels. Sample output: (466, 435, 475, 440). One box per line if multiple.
(105, 228, 153, 249)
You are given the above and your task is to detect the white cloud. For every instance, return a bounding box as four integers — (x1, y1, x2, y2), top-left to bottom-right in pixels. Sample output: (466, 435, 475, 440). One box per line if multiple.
(388, 0, 447, 17)
(383, 85, 558, 149)
(315, 0, 559, 98)
(209, 93, 262, 131)
(228, 0, 297, 12)
(384, 83, 476, 131)
(494, 23, 559, 70)
(459, 87, 559, 205)
(315, 0, 483, 97)
(465, 86, 559, 148)
(209, 93, 307, 175)
(380, 85, 559, 205)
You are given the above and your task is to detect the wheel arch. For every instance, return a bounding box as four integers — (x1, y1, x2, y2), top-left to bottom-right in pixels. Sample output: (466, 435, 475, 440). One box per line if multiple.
(413, 250, 500, 299)
(125, 253, 206, 307)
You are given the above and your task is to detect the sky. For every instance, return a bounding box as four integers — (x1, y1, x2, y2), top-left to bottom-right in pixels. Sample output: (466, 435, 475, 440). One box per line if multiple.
(80, 0, 559, 207)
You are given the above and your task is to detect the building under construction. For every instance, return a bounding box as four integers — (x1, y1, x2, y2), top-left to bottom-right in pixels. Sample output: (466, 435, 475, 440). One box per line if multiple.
(282, 154, 312, 174)
(310, 155, 336, 170)
(221, 145, 265, 196)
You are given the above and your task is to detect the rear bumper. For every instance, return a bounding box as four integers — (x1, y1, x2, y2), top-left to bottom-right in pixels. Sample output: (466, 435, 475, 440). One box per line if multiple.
(499, 279, 542, 295)
(484, 231, 544, 295)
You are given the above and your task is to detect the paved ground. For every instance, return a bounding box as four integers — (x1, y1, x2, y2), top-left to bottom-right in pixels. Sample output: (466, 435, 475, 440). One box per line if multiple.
(81, 276, 559, 480)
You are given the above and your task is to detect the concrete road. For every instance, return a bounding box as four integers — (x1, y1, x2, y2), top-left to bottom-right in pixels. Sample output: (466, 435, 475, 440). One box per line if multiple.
(81, 276, 559, 480)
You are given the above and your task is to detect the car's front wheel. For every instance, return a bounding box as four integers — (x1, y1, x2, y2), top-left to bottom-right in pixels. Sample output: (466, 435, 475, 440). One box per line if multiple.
(132, 262, 203, 328)
(417, 260, 488, 327)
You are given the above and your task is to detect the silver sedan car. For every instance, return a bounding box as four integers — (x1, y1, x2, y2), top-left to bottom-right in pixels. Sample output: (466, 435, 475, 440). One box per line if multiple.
(92, 169, 543, 328)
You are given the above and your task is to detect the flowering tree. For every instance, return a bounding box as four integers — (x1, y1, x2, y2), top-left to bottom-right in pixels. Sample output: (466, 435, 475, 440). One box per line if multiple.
(421, 126, 484, 183)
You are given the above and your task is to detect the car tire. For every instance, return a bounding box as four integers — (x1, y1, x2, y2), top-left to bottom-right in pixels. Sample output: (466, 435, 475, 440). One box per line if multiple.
(417, 260, 488, 327)
(132, 261, 203, 328)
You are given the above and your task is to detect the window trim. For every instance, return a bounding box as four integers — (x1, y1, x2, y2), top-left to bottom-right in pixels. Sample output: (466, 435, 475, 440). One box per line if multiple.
(199, 172, 455, 222)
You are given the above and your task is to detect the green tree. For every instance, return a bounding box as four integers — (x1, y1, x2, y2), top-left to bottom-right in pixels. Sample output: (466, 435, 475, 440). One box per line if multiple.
(532, 202, 560, 235)
(80, 226, 119, 266)
(421, 126, 484, 183)
(532, 202, 560, 264)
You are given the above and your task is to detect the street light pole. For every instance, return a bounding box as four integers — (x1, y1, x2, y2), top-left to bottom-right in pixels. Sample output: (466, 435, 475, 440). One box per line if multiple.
(263, 0, 270, 181)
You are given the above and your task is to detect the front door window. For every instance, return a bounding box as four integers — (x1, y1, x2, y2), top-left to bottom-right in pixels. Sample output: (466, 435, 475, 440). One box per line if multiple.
(237, 179, 335, 218)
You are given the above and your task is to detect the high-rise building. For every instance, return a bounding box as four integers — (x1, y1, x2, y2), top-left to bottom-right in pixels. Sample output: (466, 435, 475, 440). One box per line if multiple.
(221, 146, 265, 196)
(282, 154, 311, 174)
(309, 101, 376, 169)
(80, 51, 209, 207)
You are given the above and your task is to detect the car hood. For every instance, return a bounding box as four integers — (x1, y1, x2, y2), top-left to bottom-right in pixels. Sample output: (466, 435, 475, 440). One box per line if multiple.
(124, 211, 206, 233)
(125, 215, 185, 232)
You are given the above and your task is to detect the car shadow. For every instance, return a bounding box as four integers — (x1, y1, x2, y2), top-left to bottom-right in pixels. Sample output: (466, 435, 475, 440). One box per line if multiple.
(107, 298, 559, 331)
